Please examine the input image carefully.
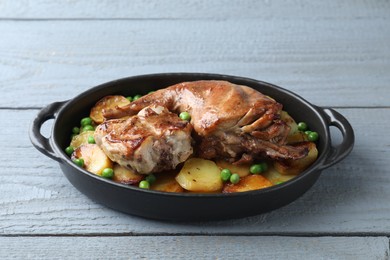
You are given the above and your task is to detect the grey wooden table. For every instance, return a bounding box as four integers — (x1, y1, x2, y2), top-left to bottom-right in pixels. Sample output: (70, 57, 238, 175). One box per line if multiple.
(1, 1, 389, 259)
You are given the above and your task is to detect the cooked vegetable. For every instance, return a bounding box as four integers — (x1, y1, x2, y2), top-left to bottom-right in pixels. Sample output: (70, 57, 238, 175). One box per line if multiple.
(90, 95, 131, 124)
(65, 146, 74, 156)
(223, 175, 272, 193)
(150, 172, 184, 193)
(72, 127, 80, 134)
(81, 117, 93, 127)
(70, 130, 95, 149)
(297, 122, 308, 131)
(87, 136, 95, 144)
(71, 144, 113, 175)
(280, 111, 298, 135)
(250, 163, 268, 174)
(307, 131, 319, 142)
(81, 125, 94, 132)
(73, 158, 84, 167)
(102, 168, 114, 179)
(112, 164, 143, 185)
(133, 94, 142, 101)
(274, 142, 318, 175)
(126, 96, 133, 102)
(216, 160, 250, 177)
(286, 131, 309, 144)
(145, 174, 156, 184)
(179, 111, 191, 121)
(262, 165, 296, 184)
(220, 169, 232, 182)
(175, 158, 223, 192)
(139, 180, 150, 189)
(230, 173, 240, 184)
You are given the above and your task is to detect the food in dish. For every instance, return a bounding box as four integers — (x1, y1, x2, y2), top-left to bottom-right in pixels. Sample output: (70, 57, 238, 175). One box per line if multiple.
(95, 105, 193, 174)
(65, 80, 319, 193)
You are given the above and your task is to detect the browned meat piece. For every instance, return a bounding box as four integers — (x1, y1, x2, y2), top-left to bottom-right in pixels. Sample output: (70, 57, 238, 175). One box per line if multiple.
(94, 105, 193, 174)
(104, 80, 307, 163)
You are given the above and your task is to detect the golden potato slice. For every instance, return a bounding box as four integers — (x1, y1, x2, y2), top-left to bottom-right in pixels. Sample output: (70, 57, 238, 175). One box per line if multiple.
(215, 160, 251, 177)
(286, 131, 309, 144)
(262, 166, 297, 185)
(175, 158, 223, 192)
(274, 142, 318, 175)
(90, 95, 130, 124)
(71, 144, 113, 175)
(281, 111, 298, 136)
(70, 130, 95, 149)
(112, 164, 143, 185)
(222, 175, 273, 193)
(150, 172, 184, 193)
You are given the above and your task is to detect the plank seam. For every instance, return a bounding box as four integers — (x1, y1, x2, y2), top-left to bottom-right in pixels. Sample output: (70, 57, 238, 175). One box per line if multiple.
(1, 232, 390, 237)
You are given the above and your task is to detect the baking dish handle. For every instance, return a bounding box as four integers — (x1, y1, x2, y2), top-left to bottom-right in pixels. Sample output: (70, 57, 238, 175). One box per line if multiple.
(318, 107, 354, 170)
(29, 101, 67, 162)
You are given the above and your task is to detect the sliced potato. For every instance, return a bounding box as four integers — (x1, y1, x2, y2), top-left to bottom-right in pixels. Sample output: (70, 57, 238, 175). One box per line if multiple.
(281, 111, 298, 136)
(222, 175, 273, 193)
(90, 95, 130, 124)
(150, 172, 184, 193)
(71, 144, 113, 175)
(175, 158, 223, 192)
(215, 160, 251, 177)
(286, 131, 309, 144)
(262, 165, 297, 184)
(274, 142, 318, 175)
(70, 130, 95, 149)
(112, 164, 143, 185)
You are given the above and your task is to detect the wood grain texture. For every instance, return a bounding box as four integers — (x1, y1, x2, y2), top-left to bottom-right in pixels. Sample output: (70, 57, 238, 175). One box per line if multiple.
(1, 1, 389, 258)
(0, 236, 388, 260)
(0, 18, 389, 108)
(0, 0, 389, 20)
(1, 108, 389, 235)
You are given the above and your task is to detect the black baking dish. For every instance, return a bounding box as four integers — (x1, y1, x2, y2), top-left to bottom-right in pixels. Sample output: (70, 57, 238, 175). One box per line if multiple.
(30, 73, 354, 221)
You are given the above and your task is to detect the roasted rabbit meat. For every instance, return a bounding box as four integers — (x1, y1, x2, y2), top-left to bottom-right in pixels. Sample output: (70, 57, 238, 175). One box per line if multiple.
(102, 80, 307, 167)
(94, 105, 193, 174)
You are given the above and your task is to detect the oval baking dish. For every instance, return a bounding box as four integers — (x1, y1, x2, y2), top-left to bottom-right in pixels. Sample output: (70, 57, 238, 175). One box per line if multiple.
(30, 73, 354, 221)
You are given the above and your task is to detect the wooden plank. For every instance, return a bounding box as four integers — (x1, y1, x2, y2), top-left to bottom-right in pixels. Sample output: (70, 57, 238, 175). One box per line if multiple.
(0, 236, 388, 260)
(0, 0, 389, 20)
(0, 19, 389, 108)
(1, 108, 390, 235)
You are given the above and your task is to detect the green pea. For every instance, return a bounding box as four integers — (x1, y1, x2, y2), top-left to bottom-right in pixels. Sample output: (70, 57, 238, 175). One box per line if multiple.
(73, 158, 84, 167)
(88, 136, 95, 144)
(80, 117, 93, 127)
(179, 112, 191, 121)
(308, 131, 319, 142)
(65, 146, 74, 156)
(145, 174, 156, 184)
(220, 169, 232, 182)
(139, 180, 150, 189)
(133, 94, 142, 101)
(260, 162, 268, 172)
(72, 127, 80, 134)
(297, 122, 308, 131)
(126, 96, 133, 102)
(230, 173, 240, 184)
(102, 168, 114, 179)
(250, 164, 262, 174)
(82, 125, 95, 132)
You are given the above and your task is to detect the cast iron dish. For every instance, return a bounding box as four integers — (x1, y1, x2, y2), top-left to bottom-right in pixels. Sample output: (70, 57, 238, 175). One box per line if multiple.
(30, 73, 354, 221)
